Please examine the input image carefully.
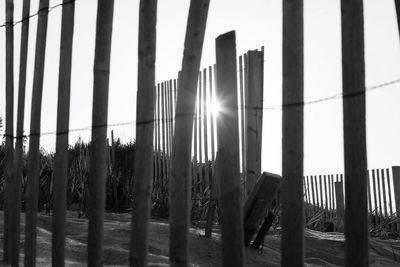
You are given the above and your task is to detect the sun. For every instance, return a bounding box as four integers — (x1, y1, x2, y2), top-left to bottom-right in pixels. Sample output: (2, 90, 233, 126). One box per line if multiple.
(208, 99, 221, 117)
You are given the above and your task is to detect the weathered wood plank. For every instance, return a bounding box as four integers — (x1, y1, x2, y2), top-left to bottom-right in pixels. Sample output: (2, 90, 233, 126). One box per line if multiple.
(52, 0, 75, 266)
(215, 31, 244, 267)
(169, 0, 209, 265)
(25, 1, 49, 265)
(130, 1, 157, 265)
(341, 0, 369, 264)
(87, 0, 114, 265)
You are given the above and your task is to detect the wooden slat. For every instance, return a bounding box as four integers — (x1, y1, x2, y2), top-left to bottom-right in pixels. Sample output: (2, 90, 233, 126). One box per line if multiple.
(4, 0, 15, 263)
(87, 0, 114, 265)
(239, 56, 246, 177)
(130, 1, 157, 265)
(381, 169, 388, 218)
(169, 0, 210, 264)
(377, 169, 383, 218)
(386, 168, 393, 216)
(209, 66, 216, 162)
(215, 31, 244, 267)
(341, 0, 369, 264)
(203, 69, 210, 188)
(24, 1, 49, 265)
(245, 50, 263, 196)
(372, 169, 379, 222)
(367, 171, 372, 214)
(281, 0, 304, 265)
(52, 0, 75, 265)
(12, 0, 31, 265)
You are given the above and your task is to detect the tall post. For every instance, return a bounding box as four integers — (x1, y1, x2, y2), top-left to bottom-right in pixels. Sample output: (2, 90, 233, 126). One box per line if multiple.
(130, 0, 157, 266)
(381, 169, 388, 218)
(24, 1, 49, 265)
(130, 1, 157, 265)
(239, 56, 246, 178)
(245, 50, 263, 196)
(169, 0, 209, 265)
(377, 169, 383, 218)
(157, 85, 162, 198)
(335, 181, 344, 232)
(87, 0, 114, 265)
(198, 72, 204, 190)
(4, 0, 14, 263)
(203, 69, 210, 187)
(392, 166, 400, 221)
(395, 0, 400, 39)
(372, 169, 379, 222)
(12, 0, 31, 265)
(367, 171, 372, 214)
(341, 0, 369, 265)
(52, 0, 75, 266)
(215, 31, 244, 267)
(209, 66, 216, 163)
(386, 168, 393, 216)
(281, 0, 304, 265)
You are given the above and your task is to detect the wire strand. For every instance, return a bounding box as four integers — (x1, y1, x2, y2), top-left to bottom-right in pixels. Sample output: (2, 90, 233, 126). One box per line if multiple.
(1, 77, 399, 139)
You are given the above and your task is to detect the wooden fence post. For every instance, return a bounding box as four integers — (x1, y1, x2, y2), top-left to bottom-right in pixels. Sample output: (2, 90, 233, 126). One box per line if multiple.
(311, 175, 316, 211)
(203, 69, 210, 188)
(381, 169, 388, 218)
(281, 0, 304, 264)
(24, 0, 49, 265)
(392, 166, 400, 229)
(335, 181, 344, 232)
(215, 30, 244, 267)
(372, 169, 379, 223)
(386, 168, 393, 216)
(12, 0, 31, 265)
(377, 169, 383, 219)
(169, 0, 209, 265)
(367, 171, 372, 214)
(245, 50, 263, 196)
(4, 0, 14, 263)
(395, 0, 400, 39)
(52, 0, 75, 266)
(130, 1, 157, 265)
(319, 175, 323, 210)
(239, 56, 246, 179)
(87, 0, 114, 265)
(157, 85, 162, 198)
(209, 66, 216, 163)
(341, 0, 369, 264)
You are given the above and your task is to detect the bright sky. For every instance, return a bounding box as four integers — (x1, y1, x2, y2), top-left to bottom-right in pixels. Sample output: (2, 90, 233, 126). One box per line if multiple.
(0, 0, 400, 176)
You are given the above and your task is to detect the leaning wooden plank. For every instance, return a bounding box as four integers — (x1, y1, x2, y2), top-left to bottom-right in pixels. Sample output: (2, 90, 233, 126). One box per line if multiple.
(24, 1, 49, 265)
(12, 0, 31, 265)
(169, 0, 210, 265)
(215, 30, 244, 267)
(52, 0, 75, 266)
(130, 1, 157, 265)
(281, 0, 304, 265)
(87, 0, 114, 266)
(243, 172, 281, 246)
(341, 0, 369, 265)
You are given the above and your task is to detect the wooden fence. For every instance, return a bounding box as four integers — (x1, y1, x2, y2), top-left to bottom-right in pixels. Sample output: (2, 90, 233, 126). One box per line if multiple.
(152, 48, 264, 211)
(303, 167, 400, 233)
(2, 0, 400, 266)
